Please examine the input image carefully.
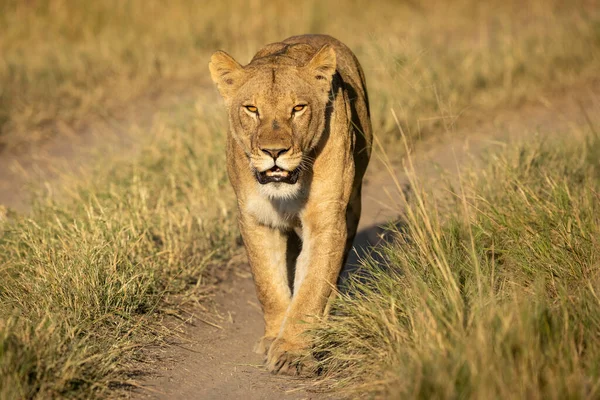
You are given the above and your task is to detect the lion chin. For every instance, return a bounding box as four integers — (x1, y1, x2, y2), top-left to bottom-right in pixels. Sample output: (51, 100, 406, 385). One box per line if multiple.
(257, 180, 304, 201)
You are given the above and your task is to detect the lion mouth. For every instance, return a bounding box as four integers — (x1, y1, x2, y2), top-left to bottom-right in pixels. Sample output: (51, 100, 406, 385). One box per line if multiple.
(256, 166, 300, 184)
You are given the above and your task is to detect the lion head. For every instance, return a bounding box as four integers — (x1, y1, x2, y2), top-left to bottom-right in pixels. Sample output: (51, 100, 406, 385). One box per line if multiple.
(209, 43, 337, 199)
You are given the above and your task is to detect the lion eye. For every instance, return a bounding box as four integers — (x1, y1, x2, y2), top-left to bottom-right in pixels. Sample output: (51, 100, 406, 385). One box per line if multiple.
(292, 104, 306, 113)
(244, 105, 258, 113)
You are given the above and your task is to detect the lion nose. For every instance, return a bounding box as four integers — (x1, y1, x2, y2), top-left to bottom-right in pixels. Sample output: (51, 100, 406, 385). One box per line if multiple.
(261, 147, 290, 160)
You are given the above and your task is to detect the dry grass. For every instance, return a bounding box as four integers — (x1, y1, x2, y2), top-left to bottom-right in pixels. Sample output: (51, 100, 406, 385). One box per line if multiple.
(311, 127, 600, 398)
(1, 0, 599, 398)
(1, 0, 599, 150)
(0, 98, 238, 398)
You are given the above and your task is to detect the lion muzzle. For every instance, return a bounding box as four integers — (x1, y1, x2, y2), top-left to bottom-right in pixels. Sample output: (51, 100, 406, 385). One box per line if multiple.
(255, 166, 301, 184)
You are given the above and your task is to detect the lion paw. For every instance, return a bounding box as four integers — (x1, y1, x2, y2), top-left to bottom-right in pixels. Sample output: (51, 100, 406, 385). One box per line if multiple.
(266, 338, 311, 376)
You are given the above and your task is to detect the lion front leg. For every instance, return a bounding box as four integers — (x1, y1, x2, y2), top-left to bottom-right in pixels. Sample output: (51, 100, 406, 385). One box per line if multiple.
(238, 215, 296, 356)
(266, 209, 348, 375)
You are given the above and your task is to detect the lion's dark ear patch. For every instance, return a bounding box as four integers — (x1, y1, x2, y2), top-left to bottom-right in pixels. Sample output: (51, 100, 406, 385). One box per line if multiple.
(209, 51, 247, 101)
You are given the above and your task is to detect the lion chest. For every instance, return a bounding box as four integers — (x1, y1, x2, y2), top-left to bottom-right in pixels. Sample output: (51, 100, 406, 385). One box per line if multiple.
(244, 193, 304, 230)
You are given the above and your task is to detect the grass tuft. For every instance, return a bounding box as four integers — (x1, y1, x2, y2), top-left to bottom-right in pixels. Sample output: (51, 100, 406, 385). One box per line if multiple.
(0, 106, 237, 398)
(313, 132, 600, 399)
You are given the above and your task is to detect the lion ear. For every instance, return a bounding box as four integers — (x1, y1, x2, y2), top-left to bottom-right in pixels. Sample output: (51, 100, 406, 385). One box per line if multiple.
(209, 51, 246, 101)
(304, 45, 337, 90)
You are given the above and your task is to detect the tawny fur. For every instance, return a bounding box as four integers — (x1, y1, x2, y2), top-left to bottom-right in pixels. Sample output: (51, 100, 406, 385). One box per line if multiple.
(209, 34, 372, 375)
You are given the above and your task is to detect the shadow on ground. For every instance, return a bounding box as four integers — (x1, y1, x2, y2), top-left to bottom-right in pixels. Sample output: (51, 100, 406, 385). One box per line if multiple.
(339, 219, 404, 291)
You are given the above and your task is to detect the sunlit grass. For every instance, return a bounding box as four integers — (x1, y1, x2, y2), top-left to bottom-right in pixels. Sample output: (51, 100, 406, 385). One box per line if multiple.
(312, 129, 600, 399)
(1, 0, 599, 398)
(0, 100, 237, 398)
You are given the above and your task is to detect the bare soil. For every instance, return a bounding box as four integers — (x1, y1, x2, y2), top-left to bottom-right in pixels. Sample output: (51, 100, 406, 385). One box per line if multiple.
(1, 81, 597, 400)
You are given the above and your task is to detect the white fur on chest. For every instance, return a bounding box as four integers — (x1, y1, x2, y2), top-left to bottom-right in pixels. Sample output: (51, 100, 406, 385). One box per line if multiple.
(244, 185, 306, 229)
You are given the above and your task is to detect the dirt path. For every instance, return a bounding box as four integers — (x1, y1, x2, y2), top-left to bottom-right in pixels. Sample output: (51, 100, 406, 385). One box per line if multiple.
(136, 85, 599, 399)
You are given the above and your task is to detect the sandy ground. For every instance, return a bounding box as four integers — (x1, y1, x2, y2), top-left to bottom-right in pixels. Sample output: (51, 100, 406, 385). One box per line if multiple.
(1, 81, 597, 400)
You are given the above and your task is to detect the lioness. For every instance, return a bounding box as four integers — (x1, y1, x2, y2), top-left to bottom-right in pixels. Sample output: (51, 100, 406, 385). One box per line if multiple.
(209, 34, 372, 375)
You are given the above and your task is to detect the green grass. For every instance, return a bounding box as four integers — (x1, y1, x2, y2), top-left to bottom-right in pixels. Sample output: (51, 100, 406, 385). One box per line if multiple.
(312, 130, 600, 398)
(0, 104, 237, 398)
